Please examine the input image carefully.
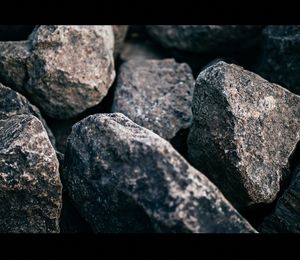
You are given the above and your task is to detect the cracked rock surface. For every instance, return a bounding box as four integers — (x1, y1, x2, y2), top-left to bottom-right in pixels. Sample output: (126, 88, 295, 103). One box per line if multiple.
(63, 113, 256, 233)
(187, 61, 300, 209)
(0, 114, 62, 233)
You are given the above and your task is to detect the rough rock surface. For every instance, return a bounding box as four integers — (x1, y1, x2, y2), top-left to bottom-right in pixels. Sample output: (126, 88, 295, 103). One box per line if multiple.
(112, 25, 128, 57)
(0, 114, 62, 232)
(258, 25, 300, 95)
(146, 25, 262, 54)
(0, 83, 56, 146)
(63, 113, 256, 233)
(0, 26, 34, 41)
(112, 59, 195, 142)
(258, 165, 300, 233)
(25, 25, 115, 119)
(0, 41, 30, 92)
(187, 61, 300, 209)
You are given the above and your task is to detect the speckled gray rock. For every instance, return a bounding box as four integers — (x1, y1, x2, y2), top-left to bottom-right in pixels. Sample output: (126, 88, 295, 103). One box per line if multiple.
(112, 25, 128, 57)
(25, 25, 115, 119)
(259, 165, 300, 233)
(0, 41, 30, 92)
(258, 25, 300, 95)
(146, 25, 262, 54)
(0, 83, 56, 146)
(63, 113, 256, 233)
(187, 61, 300, 209)
(112, 59, 194, 142)
(0, 114, 62, 233)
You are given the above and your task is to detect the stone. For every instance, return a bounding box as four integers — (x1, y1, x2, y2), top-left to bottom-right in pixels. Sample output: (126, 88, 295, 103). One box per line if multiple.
(112, 59, 194, 143)
(257, 25, 300, 95)
(0, 26, 34, 41)
(259, 165, 300, 233)
(0, 41, 30, 93)
(63, 113, 256, 233)
(187, 61, 300, 209)
(112, 25, 128, 57)
(0, 83, 56, 147)
(0, 114, 62, 233)
(146, 25, 262, 54)
(25, 25, 115, 119)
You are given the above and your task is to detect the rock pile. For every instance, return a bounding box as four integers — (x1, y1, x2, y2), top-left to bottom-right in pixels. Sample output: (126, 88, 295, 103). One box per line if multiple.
(0, 25, 299, 233)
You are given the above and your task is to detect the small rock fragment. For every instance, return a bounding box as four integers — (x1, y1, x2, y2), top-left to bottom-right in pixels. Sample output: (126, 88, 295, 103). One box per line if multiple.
(187, 61, 300, 209)
(0, 114, 62, 233)
(63, 113, 256, 233)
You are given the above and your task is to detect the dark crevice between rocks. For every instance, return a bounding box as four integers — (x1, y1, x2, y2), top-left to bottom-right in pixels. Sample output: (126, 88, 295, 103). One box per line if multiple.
(240, 140, 300, 229)
(168, 41, 263, 79)
(56, 149, 93, 233)
(59, 192, 94, 233)
(288, 140, 300, 176)
(170, 128, 190, 159)
(0, 26, 35, 41)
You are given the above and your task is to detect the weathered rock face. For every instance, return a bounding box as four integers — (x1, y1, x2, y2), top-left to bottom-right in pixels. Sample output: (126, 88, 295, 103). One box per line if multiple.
(0, 114, 62, 233)
(63, 113, 256, 233)
(112, 25, 128, 57)
(0, 83, 56, 146)
(146, 25, 262, 54)
(258, 165, 300, 233)
(0, 26, 34, 41)
(187, 61, 300, 209)
(25, 25, 115, 119)
(258, 25, 300, 95)
(0, 41, 30, 92)
(112, 59, 194, 142)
